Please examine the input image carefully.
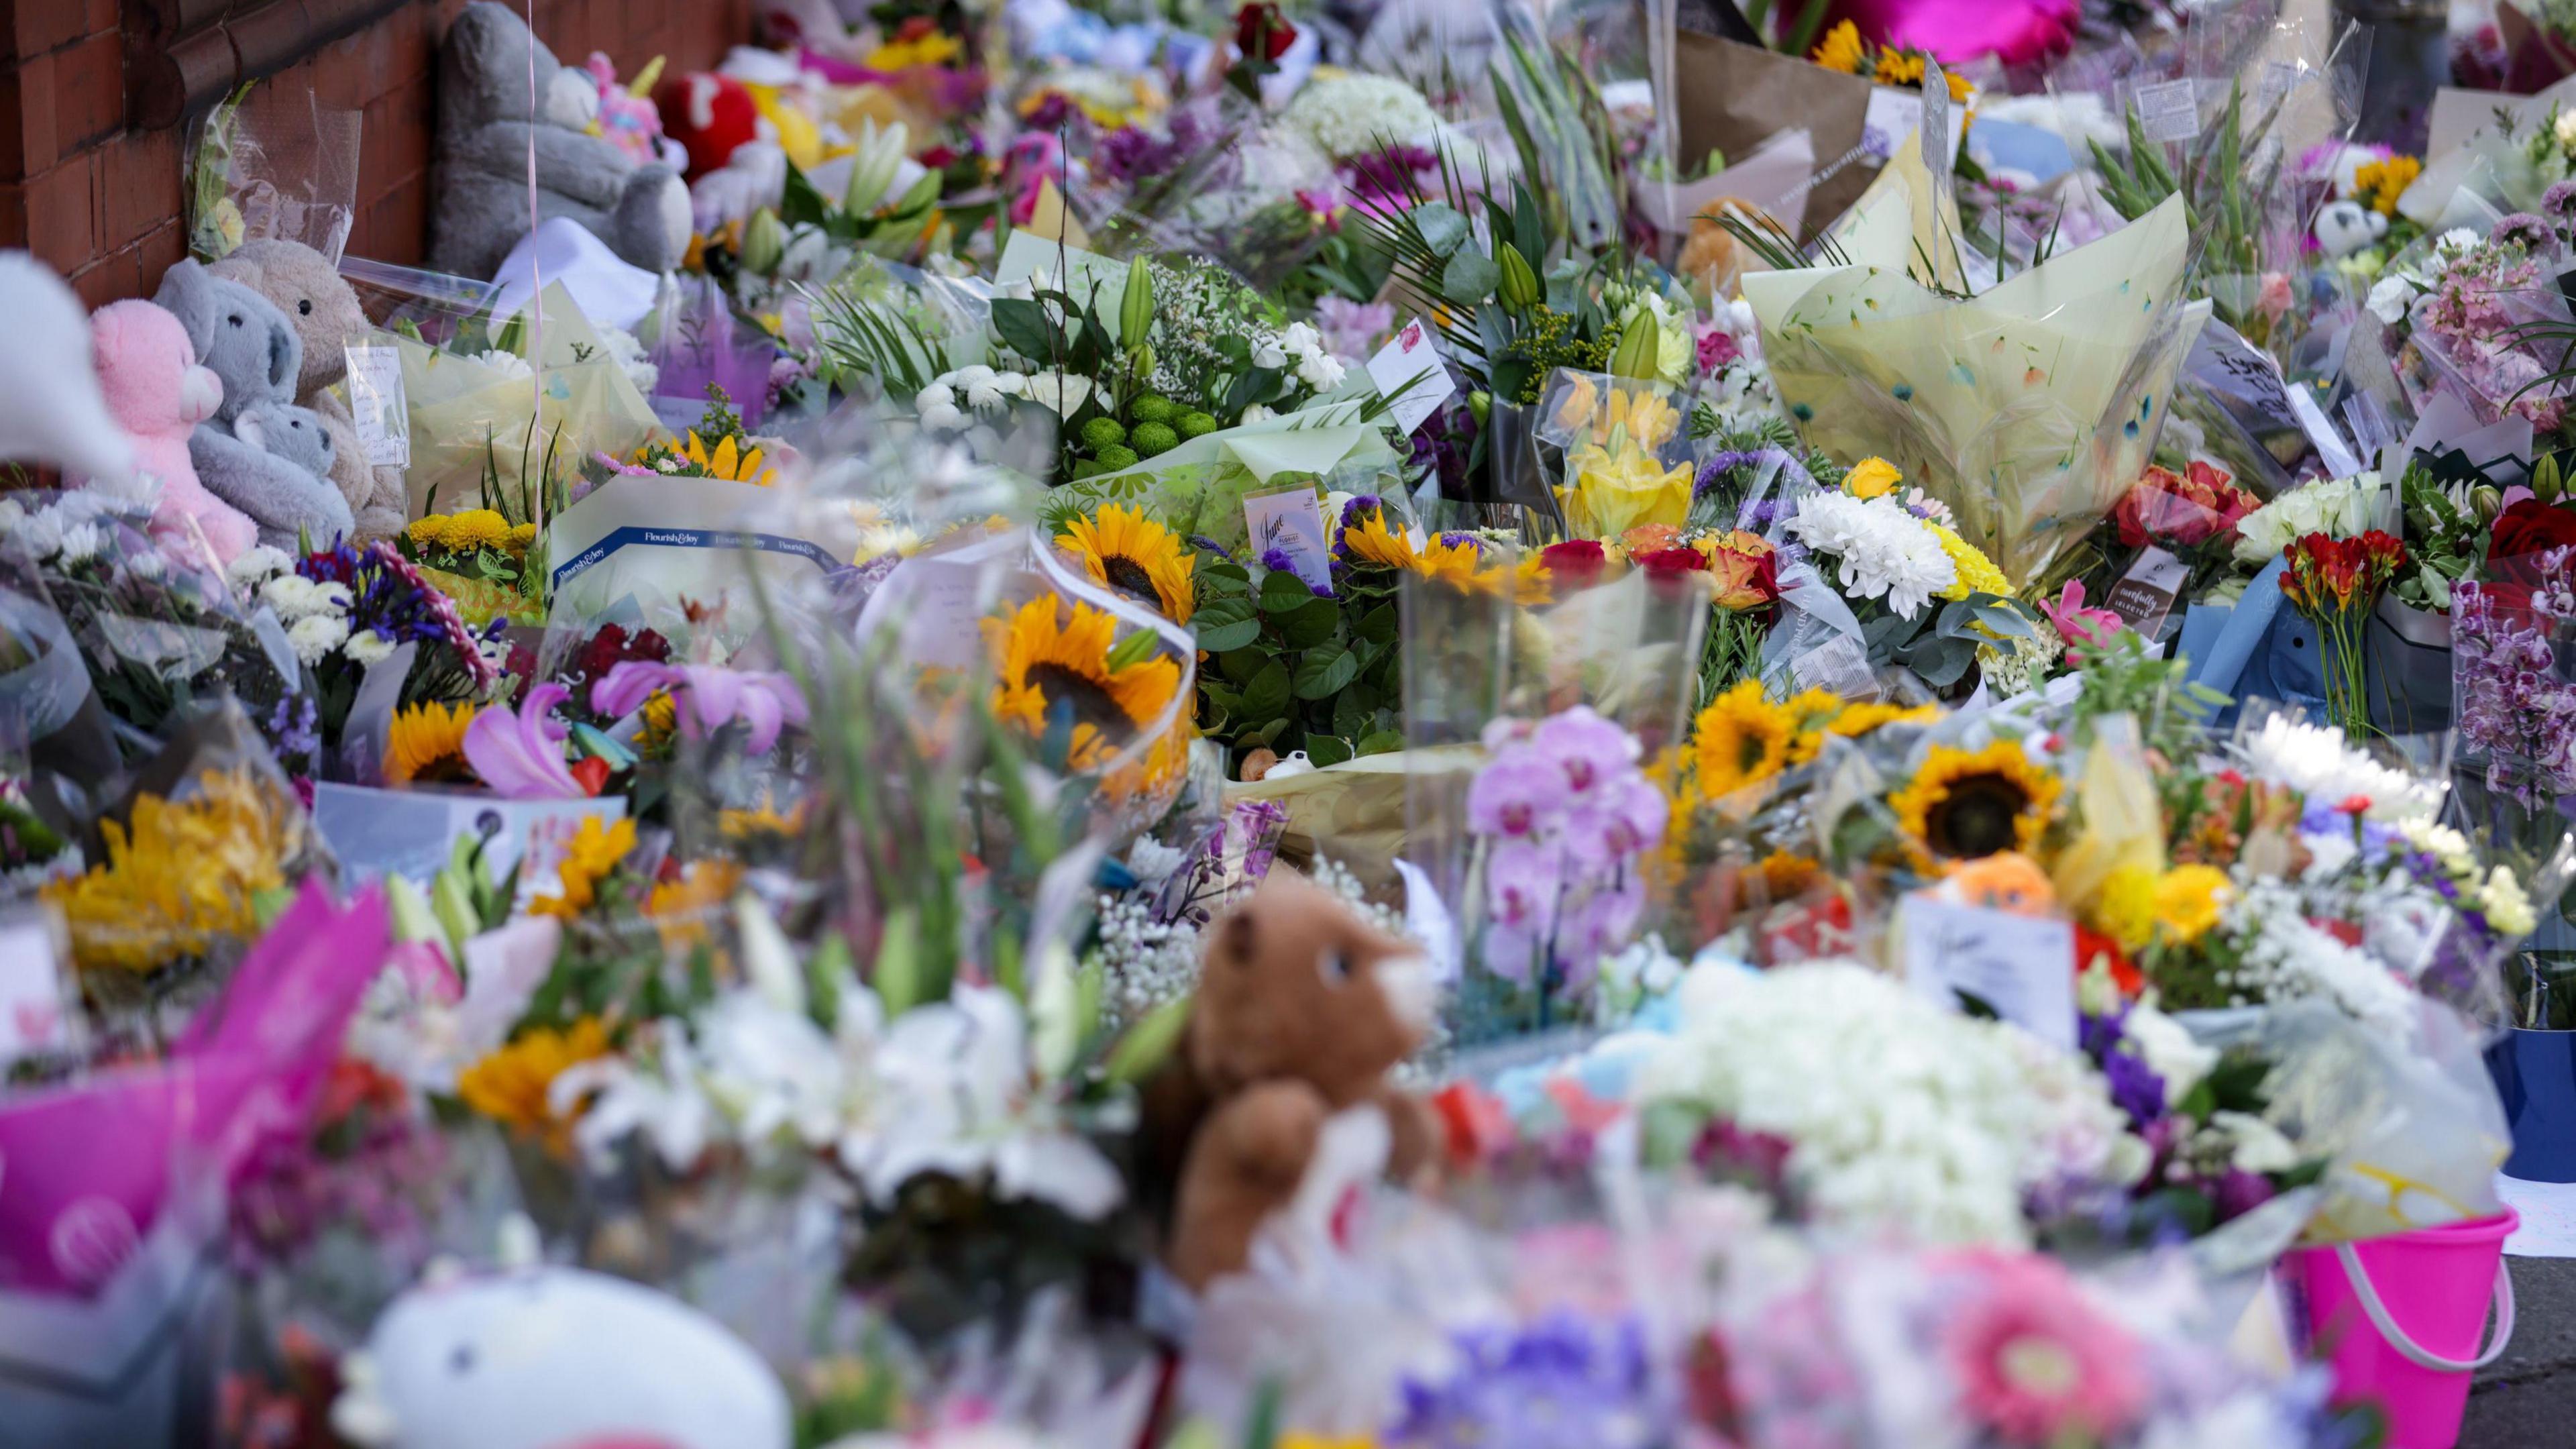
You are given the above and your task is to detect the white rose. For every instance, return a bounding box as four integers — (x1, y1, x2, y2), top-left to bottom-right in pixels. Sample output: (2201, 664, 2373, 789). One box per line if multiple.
(343, 629, 396, 667)
(1252, 339, 1288, 370)
(2121, 1006, 2218, 1102)
(1241, 402, 1274, 423)
(287, 613, 350, 665)
(1295, 352, 1346, 391)
(1280, 321, 1322, 354)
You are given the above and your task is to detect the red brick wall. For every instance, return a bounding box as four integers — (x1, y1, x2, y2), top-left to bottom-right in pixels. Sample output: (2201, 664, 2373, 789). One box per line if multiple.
(0, 0, 751, 310)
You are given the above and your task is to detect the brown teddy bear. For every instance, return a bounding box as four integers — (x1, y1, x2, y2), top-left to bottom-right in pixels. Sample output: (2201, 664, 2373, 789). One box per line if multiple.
(1140, 871, 1442, 1291)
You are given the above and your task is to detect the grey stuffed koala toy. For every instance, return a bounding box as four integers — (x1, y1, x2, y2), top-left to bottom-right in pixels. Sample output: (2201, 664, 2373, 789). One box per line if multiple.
(207, 239, 409, 541)
(431, 3, 690, 280)
(235, 401, 336, 480)
(153, 260, 355, 549)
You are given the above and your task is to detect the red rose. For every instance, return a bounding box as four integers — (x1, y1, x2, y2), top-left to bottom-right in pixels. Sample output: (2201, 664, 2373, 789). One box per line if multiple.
(1540, 539, 1608, 590)
(2489, 498, 2576, 566)
(1233, 2, 1296, 61)
(1633, 545, 1710, 576)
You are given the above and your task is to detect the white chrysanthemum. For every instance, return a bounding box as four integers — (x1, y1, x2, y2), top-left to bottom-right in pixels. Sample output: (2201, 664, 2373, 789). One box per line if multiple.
(472, 348, 533, 380)
(287, 612, 350, 665)
(1633, 961, 2133, 1246)
(1282, 73, 1441, 159)
(343, 629, 396, 667)
(55, 522, 103, 564)
(226, 544, 292, 589)
(2230, 713, 2440, 821)
(1784, 491, 1956, 619)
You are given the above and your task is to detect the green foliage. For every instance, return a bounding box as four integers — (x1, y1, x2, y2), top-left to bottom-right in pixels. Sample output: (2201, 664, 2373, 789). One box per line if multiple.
(1191, 550, 1406, 766)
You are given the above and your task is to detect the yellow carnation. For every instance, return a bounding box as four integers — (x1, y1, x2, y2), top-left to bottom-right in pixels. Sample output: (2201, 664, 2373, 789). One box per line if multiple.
(2094, 863, 2157, 951)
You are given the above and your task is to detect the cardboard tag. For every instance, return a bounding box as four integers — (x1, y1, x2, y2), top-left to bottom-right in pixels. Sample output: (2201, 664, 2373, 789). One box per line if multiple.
(0, 905, 72, 1065)
(1364, 317, 1457, 435)
(345, 341, 411, 468)
(2286, 380, 2365, 478)
(2135, 80, 2200, 144)
(2103, 545, 2189, 637)
(1901, 895, 2076, 1050)
(1242, 486, 1334, 592)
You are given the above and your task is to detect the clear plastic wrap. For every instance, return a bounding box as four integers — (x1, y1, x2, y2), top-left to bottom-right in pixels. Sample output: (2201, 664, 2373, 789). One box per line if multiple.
(186, 85, 361, 265)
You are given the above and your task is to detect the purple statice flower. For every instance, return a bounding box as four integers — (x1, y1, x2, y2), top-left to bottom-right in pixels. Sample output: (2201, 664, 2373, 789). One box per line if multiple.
(2493, 212, 2555, 252)
(1394, 1311, 1657, 1449)
(264, 693, 320, 767)
(1187, 534, 1235, 563)
(2080, 1009, 2168, 1126)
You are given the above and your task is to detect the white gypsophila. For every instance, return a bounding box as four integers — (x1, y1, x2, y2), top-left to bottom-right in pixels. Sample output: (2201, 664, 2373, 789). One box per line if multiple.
(226, 544, 292, 590)
(287, 612, 350, 665)
(1784, 490, 1956, 620)
(1094, 892, 1203, 1034)
(2215, 881, 2415, 1036)
(2006, 1028, 2151, 1202)
(343, 629, 396, 667)
(1282, 72, 1441, 159)
(1633, 961, 2127, 1246)
(2229, 712, 2440, 822)
(2231, 471, 2381, 565)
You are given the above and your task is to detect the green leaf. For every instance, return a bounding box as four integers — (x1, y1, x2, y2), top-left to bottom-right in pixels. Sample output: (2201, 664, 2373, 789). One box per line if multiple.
(1195, 615, 1262, 653)
(781, 161, 830, 228)
(1304, 735, 1354, 767)
(1104, 995, 1193, 1085)
(1218, 645, 1271, 682)
(1258, 568, 1321, 613)
(990, 297, 1059, 362)
(1354, 602, 1398, 644)
(1442, 248, 1501, 302)
(1242, 660, 1293, 721)
(1357, 729, 1405, 757)
(1104, 627, 1161, 672)
(873, 907, 922, 1016)
(1249, 716, 1289, 747)
(1292, 639, 1359, 699)
(1413, 201, 1470, 257)
(1275, 596, 1341, 651)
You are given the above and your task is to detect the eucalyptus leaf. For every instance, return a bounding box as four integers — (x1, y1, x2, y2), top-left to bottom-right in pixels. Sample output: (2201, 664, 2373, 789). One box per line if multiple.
(1442, 248, 1501, 302)
(1413, 202, 1470, 258)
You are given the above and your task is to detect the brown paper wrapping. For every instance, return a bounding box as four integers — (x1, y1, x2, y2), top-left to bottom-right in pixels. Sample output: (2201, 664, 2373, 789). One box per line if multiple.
(1671, 34, 1879, 241)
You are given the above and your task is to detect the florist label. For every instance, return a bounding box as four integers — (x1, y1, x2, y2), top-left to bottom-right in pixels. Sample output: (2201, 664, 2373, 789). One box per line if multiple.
(0, 906, 72, 1065)
(2134, 80, 2200, 144)
(345, 341, 411, 468)
(1900, 896, 2076, 1051)
(1243, 486, 1335, 592)
(2103, 545, 2188, 637)
(1364, 317, 1458, 435)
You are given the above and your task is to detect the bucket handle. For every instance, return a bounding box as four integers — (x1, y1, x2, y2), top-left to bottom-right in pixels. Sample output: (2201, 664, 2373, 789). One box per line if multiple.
(2332, 1242, 2517, 1373)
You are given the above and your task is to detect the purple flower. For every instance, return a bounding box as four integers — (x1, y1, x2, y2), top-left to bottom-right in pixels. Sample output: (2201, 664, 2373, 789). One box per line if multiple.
(1393, 1312, 1655, 1449)
(2493, 212, 2555, 251)
(1468, 745, 1569, 840)
(590, 660, 810, 755)
(1314, 295, 1394, 360)
(1529, 704, 1638, 806)
(2546, 180, 2576, 222)
(2213, 1168, 2278, 1221)
(462, 682, 585, 798)
(1566, 773, 1667, 867)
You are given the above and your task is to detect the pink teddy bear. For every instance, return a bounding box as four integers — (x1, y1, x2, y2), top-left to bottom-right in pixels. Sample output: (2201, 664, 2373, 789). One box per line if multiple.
(87, 301, 257, 568)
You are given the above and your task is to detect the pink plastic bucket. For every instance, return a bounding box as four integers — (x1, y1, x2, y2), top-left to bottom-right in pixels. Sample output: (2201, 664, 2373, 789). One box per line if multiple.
(2280, 1210, 2518, 1449)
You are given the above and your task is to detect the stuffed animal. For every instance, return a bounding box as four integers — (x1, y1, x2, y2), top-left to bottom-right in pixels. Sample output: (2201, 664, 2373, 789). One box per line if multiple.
(655, 72, 763, 182)
(431, 3, 690, 282)
(153, 260, 354, 549)
(2315, 199, 2390, 260)
(207, 239, 409, 541)
(331, 1264, 792, 1449)
(235, 400, 337, 481)
(0, 252, 133, 484)
(585, 52, 684, 171)
(84, 301, 258, 567)
(1140, 871, 1440, 1290)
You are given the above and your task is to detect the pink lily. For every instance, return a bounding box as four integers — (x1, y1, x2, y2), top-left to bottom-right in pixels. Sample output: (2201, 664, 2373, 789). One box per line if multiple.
(2039, 580, 2127, 661)
(591, 660, 809, 755)
(462, 682, 586, 798)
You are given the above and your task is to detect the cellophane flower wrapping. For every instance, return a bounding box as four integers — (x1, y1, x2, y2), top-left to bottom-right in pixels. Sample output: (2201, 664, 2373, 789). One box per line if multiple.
(1532, 371, 1697, 541)
(1743, 180, 2212, 587)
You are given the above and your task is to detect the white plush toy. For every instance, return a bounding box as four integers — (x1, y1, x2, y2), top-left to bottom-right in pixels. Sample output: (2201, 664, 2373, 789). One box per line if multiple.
(2315, 199, 2390, 260)
(0, 251, 134, 483)
(332, 1236, 791, 1449)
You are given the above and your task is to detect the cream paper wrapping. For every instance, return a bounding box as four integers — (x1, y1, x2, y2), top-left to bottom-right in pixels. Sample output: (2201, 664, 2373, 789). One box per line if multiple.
(1742, 157, 2210, 586)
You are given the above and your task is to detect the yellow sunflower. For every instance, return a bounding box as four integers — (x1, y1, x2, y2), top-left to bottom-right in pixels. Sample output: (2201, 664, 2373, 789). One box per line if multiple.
(989, 595, 1182, 770)
(1411, 532, 1503, 593)
(1822, 700, 1942, 739)
(1888, 740, 2062, 868)
(2354, 155, 2421, 217)
(1874, 48, 1927, 87)
(1058, 504, 1197, 624)
(386, 701, 480, 786)
(1338, 504, 1417, 571)
(1690, 680, 1802, 797)
(457, 1017, 611, 1132)
(1811, 20, 1868, 75)
(530, 815, 639, 919)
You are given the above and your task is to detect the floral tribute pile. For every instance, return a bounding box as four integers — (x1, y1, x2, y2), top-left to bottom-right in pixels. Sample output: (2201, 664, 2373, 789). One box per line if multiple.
(0, 0, 2571, 1444)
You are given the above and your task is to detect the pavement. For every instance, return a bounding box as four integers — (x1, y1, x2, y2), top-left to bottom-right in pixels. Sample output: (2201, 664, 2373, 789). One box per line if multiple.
(2465, 1256, 2576, 1445)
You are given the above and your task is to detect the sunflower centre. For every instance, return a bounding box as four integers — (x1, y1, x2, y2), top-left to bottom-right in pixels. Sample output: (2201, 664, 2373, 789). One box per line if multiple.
(1104, 553, 1163, 604)
(1927, 773, 2030, 859)
(1025, 661, 1132, 729)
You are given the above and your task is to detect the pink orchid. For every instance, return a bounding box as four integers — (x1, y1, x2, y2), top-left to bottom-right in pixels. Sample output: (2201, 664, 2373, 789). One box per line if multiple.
(591, 660, 810, 755)
(462, 682, 586, 798)
(2038, 580, 2125, 661)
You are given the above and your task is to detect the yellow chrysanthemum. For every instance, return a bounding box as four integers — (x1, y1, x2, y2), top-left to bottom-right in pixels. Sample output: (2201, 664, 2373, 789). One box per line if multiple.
(988, 595, 1182, 771)
(407, 514, 451, 551)
(1059, 504, 1197, 625)
(1811, 19, 1868, 75)
(457, 1018, 611, 1131)
(445, 508, 511, 551)
(1843, 457, 1902, 499)
(1927, 522, 2013, 601)
(680, 430, 777, 486)
(386, 701, 480, 786)
(44, 767, 301, 974)
(2095, 863, 2158, 951)
(1691, 679, 1802, 798)
(530, 815, 639, 919)
(2354, 155, 2422, 217)
(1889, 740, 2062, 869)
(866, 30, 963, 70)
(1874, 49, 1927, 87)
(507, 522, 540, 553)
(2152, 863, 2231, 945)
